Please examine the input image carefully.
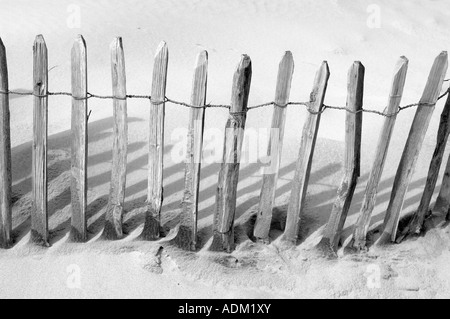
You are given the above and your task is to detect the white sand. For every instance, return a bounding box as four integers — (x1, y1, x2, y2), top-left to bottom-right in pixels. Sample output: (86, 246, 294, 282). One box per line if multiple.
(1, 0, 450, 298)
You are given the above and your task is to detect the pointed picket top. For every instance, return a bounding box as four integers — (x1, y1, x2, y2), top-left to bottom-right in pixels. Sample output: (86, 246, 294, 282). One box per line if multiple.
(281, 50, 294, 63)
(280, 50, 294, 68)
(230, 54, 252, 113)
(387, 56, 409, 105)
(33, 35, 47, 61)
(0, 37, 6, 64)
(0, 37, 7, 86)
(419, 51, 448, 104)
(71, 35, 87, 69)
(392, 56, 409, 83)
(71, 35, 87, 91)
(316, 61, 330, 93)
(33, 35, 48, 94)
(34, 34, 46, 45)
(73, 34, 86, 50)
(110, 36, 123, 53)
(150, 40, 168, 105)
(195, 50, 208, 69)
(274, 51, 294, 104)
(110, 37, 126, 98)
(155, 41, 168, 59)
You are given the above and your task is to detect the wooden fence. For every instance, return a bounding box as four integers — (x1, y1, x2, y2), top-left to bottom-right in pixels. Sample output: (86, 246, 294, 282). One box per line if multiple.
(0, 35, 449, 256)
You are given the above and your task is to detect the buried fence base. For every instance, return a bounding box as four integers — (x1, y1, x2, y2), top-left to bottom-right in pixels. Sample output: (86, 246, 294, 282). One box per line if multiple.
(396, 210, 447, 244)
(347, 238, 369, 254)
(433, 198, 450, 225)
(398, 94, 450, 243)
(279, 234, 298, 247)
(374, 231, 394, 247)
(69, 226, 87, 243)
(316, 238, 339, 259)
(0, 235, 12, 249)
(209, 229, 234, 253)
(140, 209, 162, 241)
(102, 204, 124, 240)
(30, 230, 50, 247)
(396, 212, 432, 243)
(168, 224, 196, 251)
(255, 236, 271, 245)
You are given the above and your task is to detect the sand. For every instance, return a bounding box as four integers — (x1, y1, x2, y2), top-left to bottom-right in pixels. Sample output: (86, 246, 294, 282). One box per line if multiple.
(1, 0, 450, 298)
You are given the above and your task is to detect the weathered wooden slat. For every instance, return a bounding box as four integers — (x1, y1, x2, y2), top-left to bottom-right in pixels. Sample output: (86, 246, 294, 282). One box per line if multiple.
(170, 51, 208, 251)
(351, 57, 408, 250)
(434, 152, 450, 219)
(0, 37, 12, 248)
(376, 51, 448, 246)
(103, 37, 128, 240)
(141, 41, 168, 241)
(31, 35, 49, 246)
(281, 61, 330, 244)
(70, 35, 88, 242)
(210, 55, 252, 253)
(253, 51, 294, 243)
(399, 91, 450, 239)
(317, 61, 364, 255)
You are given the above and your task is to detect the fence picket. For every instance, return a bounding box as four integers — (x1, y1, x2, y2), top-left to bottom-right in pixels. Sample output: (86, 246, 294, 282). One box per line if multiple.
(399, 91, 450, 239)
(103, 37, 128, 240)
(318, 62, 364, 255)
(351, 57, 408, 250)
(170, 51, 208, 251)
(210, 55, 252, 253)
(0, 38, 12, 248)
(282, 61, 330, 244)
(253, 51, 294, 243)
(142, 42, 168, 241)
(376, 51, 448, 246)
(31, 35, 49, 246)
(434, 150, 450, 220)
(70, 35, 88, 242)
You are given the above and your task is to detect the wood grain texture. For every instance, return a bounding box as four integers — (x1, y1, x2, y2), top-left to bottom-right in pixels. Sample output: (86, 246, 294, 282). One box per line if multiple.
(281, 61, 330, 244)
(210, 55, 252, 253)
(141, 41, 168, 241)
(434, 149, 450, 219)
(376, 51, 448, 246)
(317, 62, 364, 256)
(31, 35, 49, 246)
(400, 92, 450, 239)
(70, 35, 88, 242)
(0, 37, 12, 248)
(253, 51, 294, 242)
(351, 57, 408, 250)
(103, 37, 128, 240)
(170, 51, 208, 251)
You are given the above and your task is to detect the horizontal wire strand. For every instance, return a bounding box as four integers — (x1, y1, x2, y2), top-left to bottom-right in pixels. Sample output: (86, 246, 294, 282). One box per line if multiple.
(0, 87, 449, 117)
